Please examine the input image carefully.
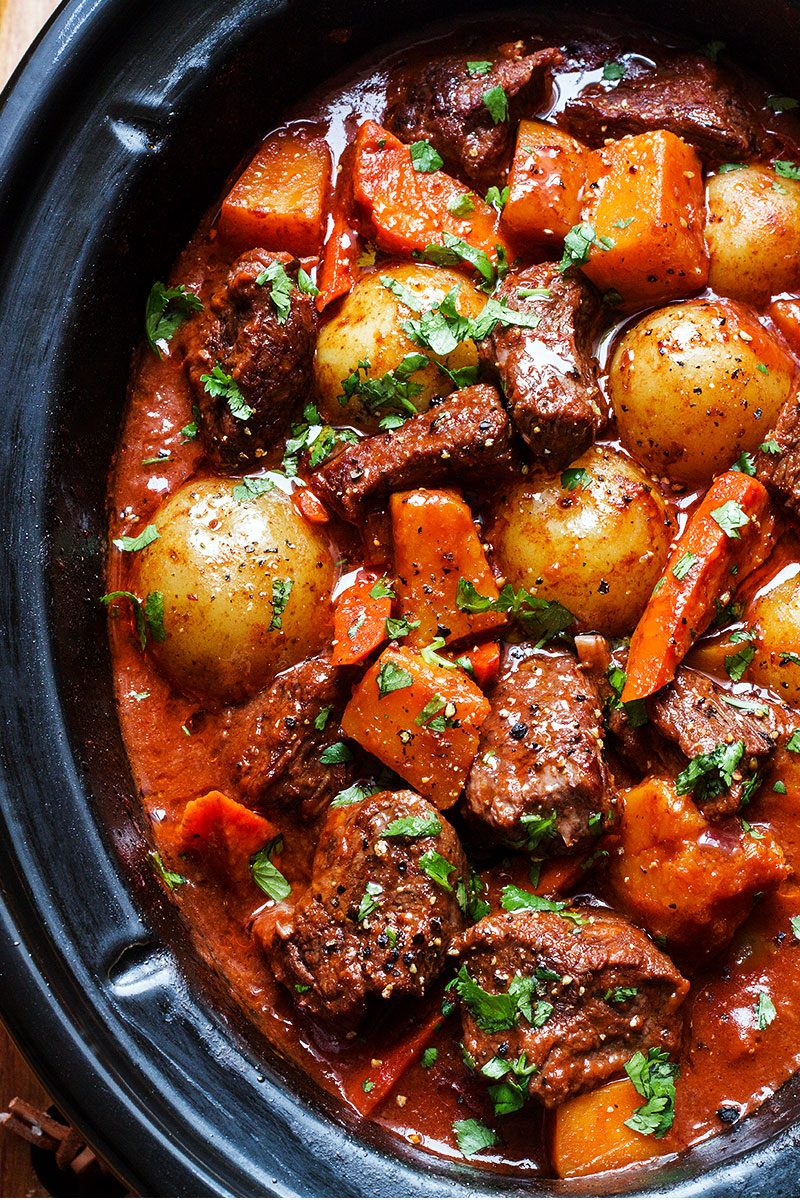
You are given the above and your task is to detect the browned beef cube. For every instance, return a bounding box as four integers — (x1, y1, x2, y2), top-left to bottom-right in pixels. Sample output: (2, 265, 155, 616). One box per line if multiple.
(561, 55, 758, 164)
(223, 654, 354, 821)
(648, 666, 781, 819)
(455, 907, 688, 1107)
(311, 383, 513, 522)
(479, 263, 604, 466)
(464, 644, 612, 853)
(754, 396, 800, 517)
(185, 249, 317, 468)
(264, 790, 468, 1027)
(385, 43, 563, 189)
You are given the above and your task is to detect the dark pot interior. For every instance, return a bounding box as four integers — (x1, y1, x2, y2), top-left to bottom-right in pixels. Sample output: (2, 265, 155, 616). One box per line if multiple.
(2, 0, 800, 1194)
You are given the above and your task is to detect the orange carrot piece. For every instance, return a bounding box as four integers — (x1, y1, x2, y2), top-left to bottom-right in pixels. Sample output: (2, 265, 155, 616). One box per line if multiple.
(390, 489, 507, 650)
(551, 1078, 670, 1178)
(179, 791, 277, 884)
(502, 119, 587, 244)
(292, 487, 330, 524)
(581, 130, 708, 306)
(769, 297, 800, 357)
(332, 571, 391, 666)
(346, 1006, 449, 1116)
(463, 641, 501, 690)
(351, 120, 504, 264)
(219, 126, 332, 258)
(622, 472, 775, 702)
(341, 644, 490, 809)
(316, 144, 361, 311)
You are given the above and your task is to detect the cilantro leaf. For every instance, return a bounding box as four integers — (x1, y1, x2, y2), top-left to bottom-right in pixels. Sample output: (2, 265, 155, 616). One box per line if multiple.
(466, 60, 492, 77)
(383, 814, 443, 839)
(787, 729, 800, 753)
(560, 467, 591, 492)
(410, 140, 443, 172)
(100, 589, 166, 650)
(672, 551, 698, 581)
(251, 836, 292, 902)
(769, 95, 799, 113)
(755, 990, 777, 1030)
(255, 260, 293, 323)
(145, 282, 202, 357)
(448, 192, 476, 217)
(485, 185, 509, 211)
(676, 741, 745, 803)
(725, 644, 755, 682)
(420, 232, 496, 285)
(711, 500, 750, 539)
(268, 578, 294, 631)
(453, 1118, 498, 1157)
(356, 880, 383, 922)
(149, 849, 186, 889)
(624, 1048, 679, 1139)
(330, 782, 380, 808)
(296, 267, 319, 296)
(602, 60, 626, 80)
(376, 659, 413, 698)
(482, 84, 509, 124)
(775, 160, 800, 180)
(419, 848, 458, 891)
(201, 362, 253, 421)
(113, 524, 159, 553)
(385, 615, 420, 639)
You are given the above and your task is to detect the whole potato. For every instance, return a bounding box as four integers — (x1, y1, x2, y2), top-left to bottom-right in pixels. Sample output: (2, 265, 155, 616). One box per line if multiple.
(706, 164, 800, 305)
(489, 445, 674, 636)
(314, 263, 485, 430)
(136, 477, 335, 702)
(609, 299, 797, 488)
(746, 566, 800, 702)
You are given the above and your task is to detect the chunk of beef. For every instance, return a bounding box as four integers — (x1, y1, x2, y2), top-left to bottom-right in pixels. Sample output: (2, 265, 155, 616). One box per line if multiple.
(479, 263, 604, 466)
(385, 43, 563, 189)
(312, 383, 513, 523)
(263, 790, 468, 1027)
(561, 55, 757, 164)
(608, 775, 787, 960)
(185, 249, 317, 469)
(464, 644, 612, 854)
(754, 396, 800, 517)
(648, 666, 781, 819)
(455, 908, 688, 1107)
(223, 654, 354, 821)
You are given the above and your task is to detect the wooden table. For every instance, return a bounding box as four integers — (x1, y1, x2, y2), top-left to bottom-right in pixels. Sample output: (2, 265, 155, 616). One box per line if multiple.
(1, 7, 76, 1193)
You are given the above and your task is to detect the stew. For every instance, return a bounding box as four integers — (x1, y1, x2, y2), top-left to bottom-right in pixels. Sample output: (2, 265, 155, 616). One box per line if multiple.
(105, 9, 800, 1179)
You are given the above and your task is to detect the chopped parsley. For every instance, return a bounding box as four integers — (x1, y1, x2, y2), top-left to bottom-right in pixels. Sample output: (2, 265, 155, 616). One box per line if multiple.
(149, 850, 186, 889)
(755, 990, 777, 1030)
(409, 140, 443, 172)
(100, 589, 166, 650)
(145, 282, 202, 357)
(319, 741, 353, 765)
(624, 1048, 679, 1139)
(482, 84, 509, 124)
(376, 659, 413, 698)
(255, 260, 293, 323)
(419, 848, 458, 890)
(200, 362, 253, 422)
(561, 466, 591, 491)
(383, 814, 442, 839)
(453, 1118, 498, 1157)
(268, 578, 293, 631)
(250, 836, 291, 902)
(113, 524, 159, 553)
(711, 500, 750, 539)
(675, 740, 745, 803)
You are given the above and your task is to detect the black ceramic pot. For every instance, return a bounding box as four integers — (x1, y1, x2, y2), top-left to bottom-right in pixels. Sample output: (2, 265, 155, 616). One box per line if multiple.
(2, 0, 800, 1194)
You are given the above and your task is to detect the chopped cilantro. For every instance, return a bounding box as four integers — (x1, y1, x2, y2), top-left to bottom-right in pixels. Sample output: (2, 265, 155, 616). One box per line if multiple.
(559, 223, 613, 272)
(447, 192, 476, 217)
(296, 267, 319, 297)
(711, 500, 750, 539)
(755, 990, 777, 1030)
(732, 450, 756, 475)
(453, 1118, 498, 1157)
(485, 185, 509, 211)
(231, 475, 280, 502)
(339, 355, 426, 420)
(769, 95, 799, 113)
(624, 1048, 679, 1139)
(255, 260, 293, 323)
(149, 850, 186, 889)
(383, 814, 442, 839)
(725, 645, 756, 681)
(466, 60, 492, 77)
(145, 282, 202, 357)
(602, 60, 626, 80)
(113, 524, 159, 553)
(376, 659, 413, 698)
(251, 836, 291, 902)
(419, 848, 458, 891)
(319, 741, 353, 765)
(268, 578, 293, 631)
(606, 986, 638, 1004)
(671, 551, 698, 581)
(774, 160, 800, 180)
(385, 615, 420, 639)
(410, 140, 443, 172)
(314, 705, 333, 732)
(357, 881, 383, 923)
(201, 362, 253, 421)
(100, 590, 166, 650)
(482, 84, 508, 124)
(787, 729, 800, 753)
(419, 232, 496, 286)
(370, 577, 396, 600)
(330, 782, 379, 808)
(676, 740, 745, 803)
(421, 1047, 438, 1069)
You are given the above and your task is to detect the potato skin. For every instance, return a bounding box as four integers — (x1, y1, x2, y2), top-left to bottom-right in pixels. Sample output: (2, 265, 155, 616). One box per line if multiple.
(706, 165, 800, 305)
(609, 299, 797, 488)
(314, 263, 485, 430)
(746, 567, 800, 702)
(488, 445, 675, 636)
(136, 477, 335, 703)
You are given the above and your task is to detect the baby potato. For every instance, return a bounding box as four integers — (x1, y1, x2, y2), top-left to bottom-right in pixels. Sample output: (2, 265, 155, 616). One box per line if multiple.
(746, 567, 800, 702)
(706, 164, 800, 305)
(609, 299, 797, 488)
(314, 262, 485, 430)
(136, 477, 335, 703)
(489, 445, 674, 636)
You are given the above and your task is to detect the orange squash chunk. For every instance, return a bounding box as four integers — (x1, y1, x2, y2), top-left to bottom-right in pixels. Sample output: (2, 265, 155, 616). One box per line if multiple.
(581, 130, 708, 306)
(179, 790, 277, 883)
(551, 1079, 672, 1178)
(502, 119, 587, 244)
(391, 489, 507, 650)
(219, 126, 332, 257)
(769, 297, 800, 357)
(341, 644, 490, 809)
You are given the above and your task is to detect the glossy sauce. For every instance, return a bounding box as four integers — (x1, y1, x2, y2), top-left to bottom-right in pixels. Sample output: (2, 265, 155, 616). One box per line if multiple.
(107, 11, 800, 1177)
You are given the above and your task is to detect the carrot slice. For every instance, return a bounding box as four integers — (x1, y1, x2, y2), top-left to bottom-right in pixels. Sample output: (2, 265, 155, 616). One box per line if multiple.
(346, 1005, 449, 1116)
(178, 791, 278, 883)
(292, 487, 330, 524)
(623, 472, 776, 702)
(769, 297, 800, 358)
(502, 119, 587, 244)
(581, 130, 708, 307)
(351, 120, 504, 265)
(391, 489, 508, 650)
(332, 571, 391, 666)
(219, 126, 332, 258)
(316, 144, 362, 311)
(342, 644, 490, 809)
(462, 641, 501, 690)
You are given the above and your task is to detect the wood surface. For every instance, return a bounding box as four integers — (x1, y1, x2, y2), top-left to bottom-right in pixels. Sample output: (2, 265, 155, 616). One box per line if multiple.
(1, 3, 71, 1190)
